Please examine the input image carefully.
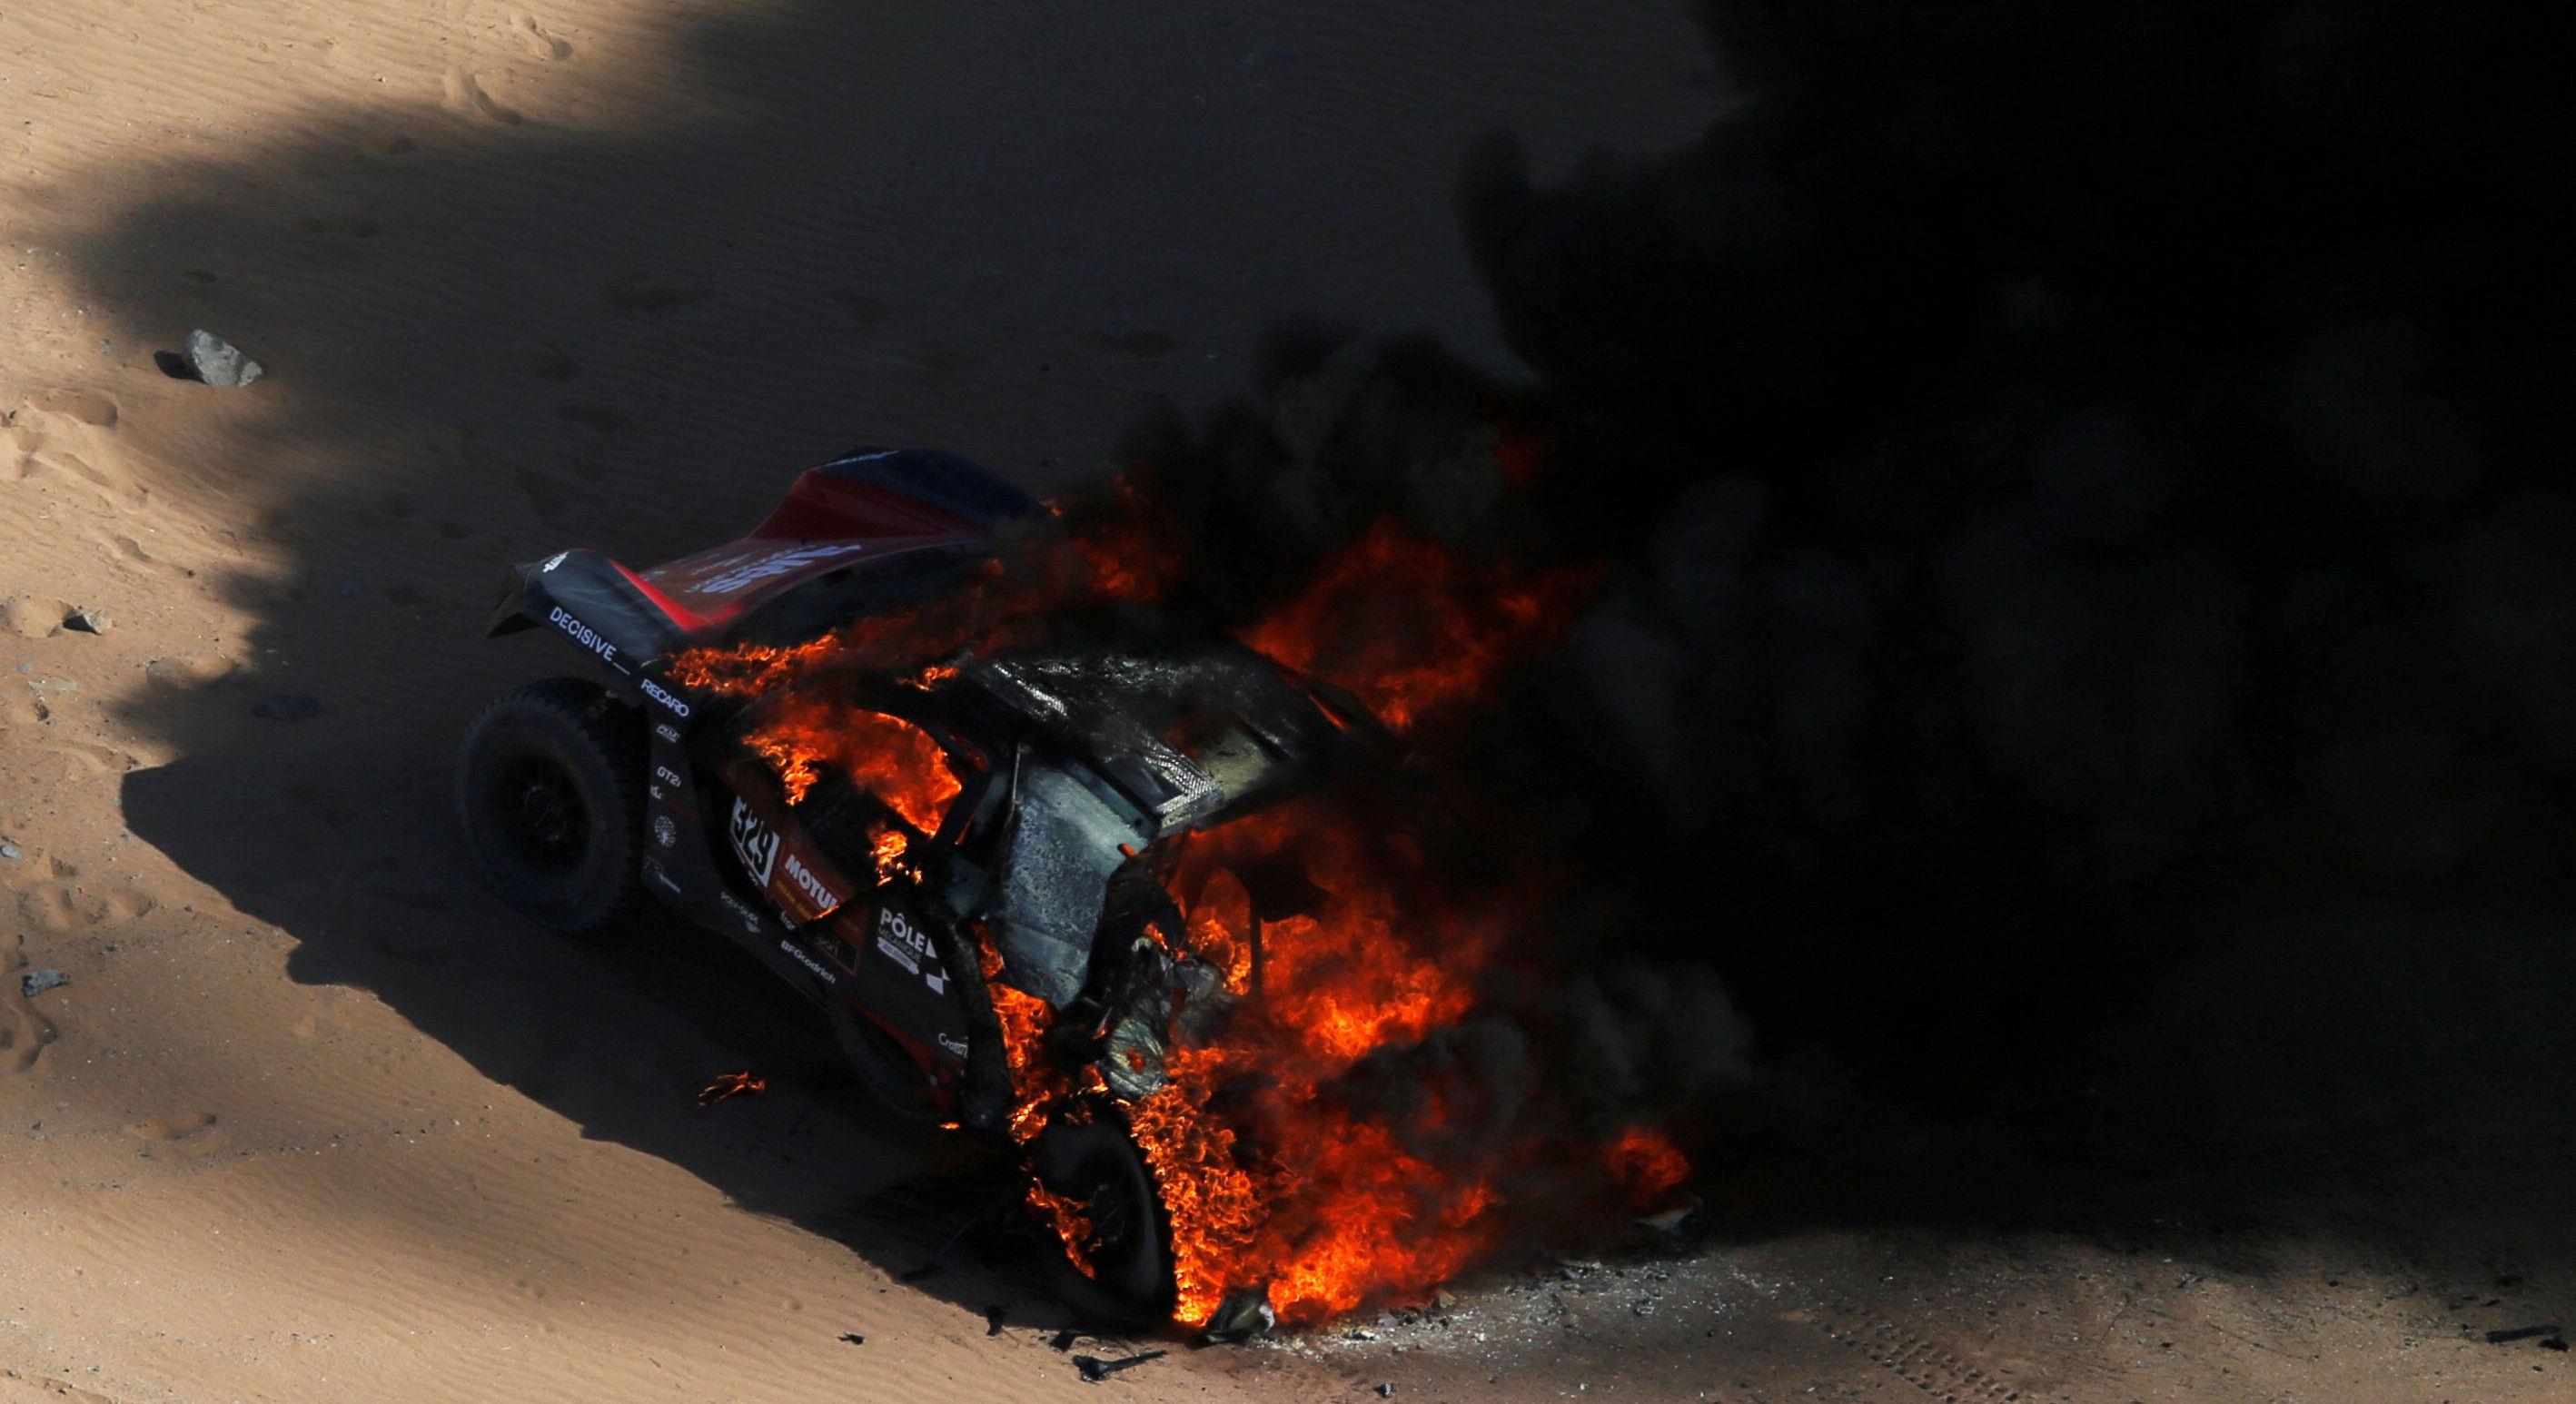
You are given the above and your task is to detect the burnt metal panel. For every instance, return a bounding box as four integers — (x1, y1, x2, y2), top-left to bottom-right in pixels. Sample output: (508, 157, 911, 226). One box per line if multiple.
(981, 762, 1149, 1007)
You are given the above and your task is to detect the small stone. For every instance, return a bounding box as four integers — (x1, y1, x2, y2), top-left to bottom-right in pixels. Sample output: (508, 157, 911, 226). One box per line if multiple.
(22, 969, 68, 997)
(184, 329, 263, 387)
(63, 608, 110, 636)
(1376, 1386, 1394, 1398)
(0, 843, 20, 860)
(253, 693, 323, 721)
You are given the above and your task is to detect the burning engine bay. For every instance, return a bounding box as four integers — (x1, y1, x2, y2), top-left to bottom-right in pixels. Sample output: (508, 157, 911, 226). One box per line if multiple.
(469, 446, 1695, 1333)
(719, 636, 1388, 1120)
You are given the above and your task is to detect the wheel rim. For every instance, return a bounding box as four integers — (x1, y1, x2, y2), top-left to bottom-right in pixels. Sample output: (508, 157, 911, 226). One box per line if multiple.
(1061, 1139, 1162, 1300)
(495, 756, 589, 872)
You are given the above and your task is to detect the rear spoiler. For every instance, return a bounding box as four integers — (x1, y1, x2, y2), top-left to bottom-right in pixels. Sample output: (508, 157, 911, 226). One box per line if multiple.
(488, 550, 696, 713)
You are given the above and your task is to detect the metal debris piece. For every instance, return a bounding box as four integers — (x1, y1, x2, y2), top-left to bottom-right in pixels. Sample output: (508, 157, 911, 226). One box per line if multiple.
(984, 1304, 1006, 1337)
(1636, 1194, 1705, 1238)
(1073, 1350, 1165, 1383)
(21, 969, 68, 998)
(837, 1332, 866, 1346)
(2487, 1324, 2561, 1344)
(1048, 1328, 1080, 1352)
(1200, 1285, 1276, 1344)
(983, 762, 1145, 1006)
(1376, 1386, 1394, 1398)
(696, 1070, 768, 1106)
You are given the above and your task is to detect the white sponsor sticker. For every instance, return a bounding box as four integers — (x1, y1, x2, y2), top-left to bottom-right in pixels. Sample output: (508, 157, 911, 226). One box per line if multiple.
(728, 796, 779, 884)
(640, 677, 691, 718)
(546, 605, 618, 666)
(873, 906, 948, 994)
(782, 852, 842, 915)
(778, 937, 839, 985)
(692, 541, 868, 595)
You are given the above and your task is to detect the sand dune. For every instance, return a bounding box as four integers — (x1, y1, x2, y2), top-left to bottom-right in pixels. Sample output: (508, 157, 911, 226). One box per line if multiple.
(0, 2, 1719, 1399)
(0, 2, 2565, 1401)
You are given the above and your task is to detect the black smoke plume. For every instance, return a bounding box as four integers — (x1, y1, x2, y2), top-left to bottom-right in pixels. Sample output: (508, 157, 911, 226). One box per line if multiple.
(1095, 0, 2572, 1182)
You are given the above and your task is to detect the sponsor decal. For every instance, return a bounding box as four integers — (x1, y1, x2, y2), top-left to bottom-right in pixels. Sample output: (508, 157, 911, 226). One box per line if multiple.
(936, 1033, 970, 1060)
(639, 676, 692, 718)
(778, 937, 839, 985)
(781, 851, 843, 915)
(692, 541, 868, 595)
(655, 764, 684, 788)
(814, 929, 860, 974)
(538, 551, 569, 573)
(873, 906, 949, 995)
(653, 815, 678, 848)
(654, 722, 681, 743)
(546, 605, 619, 667)
(718, 892, 766, 935)
(729, 796, 780, 884)
(642, 856, 684, 895)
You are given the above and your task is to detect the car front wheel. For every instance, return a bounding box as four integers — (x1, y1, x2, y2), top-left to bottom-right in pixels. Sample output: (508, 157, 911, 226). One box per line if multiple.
(457, 677, 645, 935)
(1029, 1112, 1177, 1328)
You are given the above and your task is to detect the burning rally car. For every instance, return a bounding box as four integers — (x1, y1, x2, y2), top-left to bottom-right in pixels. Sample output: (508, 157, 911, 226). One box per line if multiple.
(459, 448, 1384, 1324)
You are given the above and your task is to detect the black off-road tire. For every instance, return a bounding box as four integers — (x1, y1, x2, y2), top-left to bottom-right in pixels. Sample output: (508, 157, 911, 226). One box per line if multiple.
(827, 998, 947, 1125)
(458, 677, 646, 936)
(1030, 1113, 1177, 1328)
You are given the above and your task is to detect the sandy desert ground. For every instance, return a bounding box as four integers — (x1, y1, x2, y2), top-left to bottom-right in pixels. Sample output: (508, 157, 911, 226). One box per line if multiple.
(0, 2, 2569, 1401)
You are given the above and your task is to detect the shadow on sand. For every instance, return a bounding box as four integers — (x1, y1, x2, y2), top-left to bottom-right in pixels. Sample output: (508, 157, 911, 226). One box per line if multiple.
(45, 0, 2576, 1340)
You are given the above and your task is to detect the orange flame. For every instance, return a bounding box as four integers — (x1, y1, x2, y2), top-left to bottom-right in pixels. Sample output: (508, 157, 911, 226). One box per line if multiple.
(1100, 521, 1613, 1325)
(1241, 522, 1600, 731)
(1065, 470, 1188, 604)
(1602, 1124, 1692, 1202)
(746, 698, 960, 819)
(697, 1071, 768, 1106)
(1026, 1182, 1098, 1277)
(869, 826, 910, 884)
(661, 440, 1680, 1327)
(1114, 815, 1511, 1325)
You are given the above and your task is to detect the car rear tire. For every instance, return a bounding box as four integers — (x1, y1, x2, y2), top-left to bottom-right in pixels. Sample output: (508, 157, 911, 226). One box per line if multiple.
(1030, 1113, 1177, 1328)
(458, 677, 645, 936)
